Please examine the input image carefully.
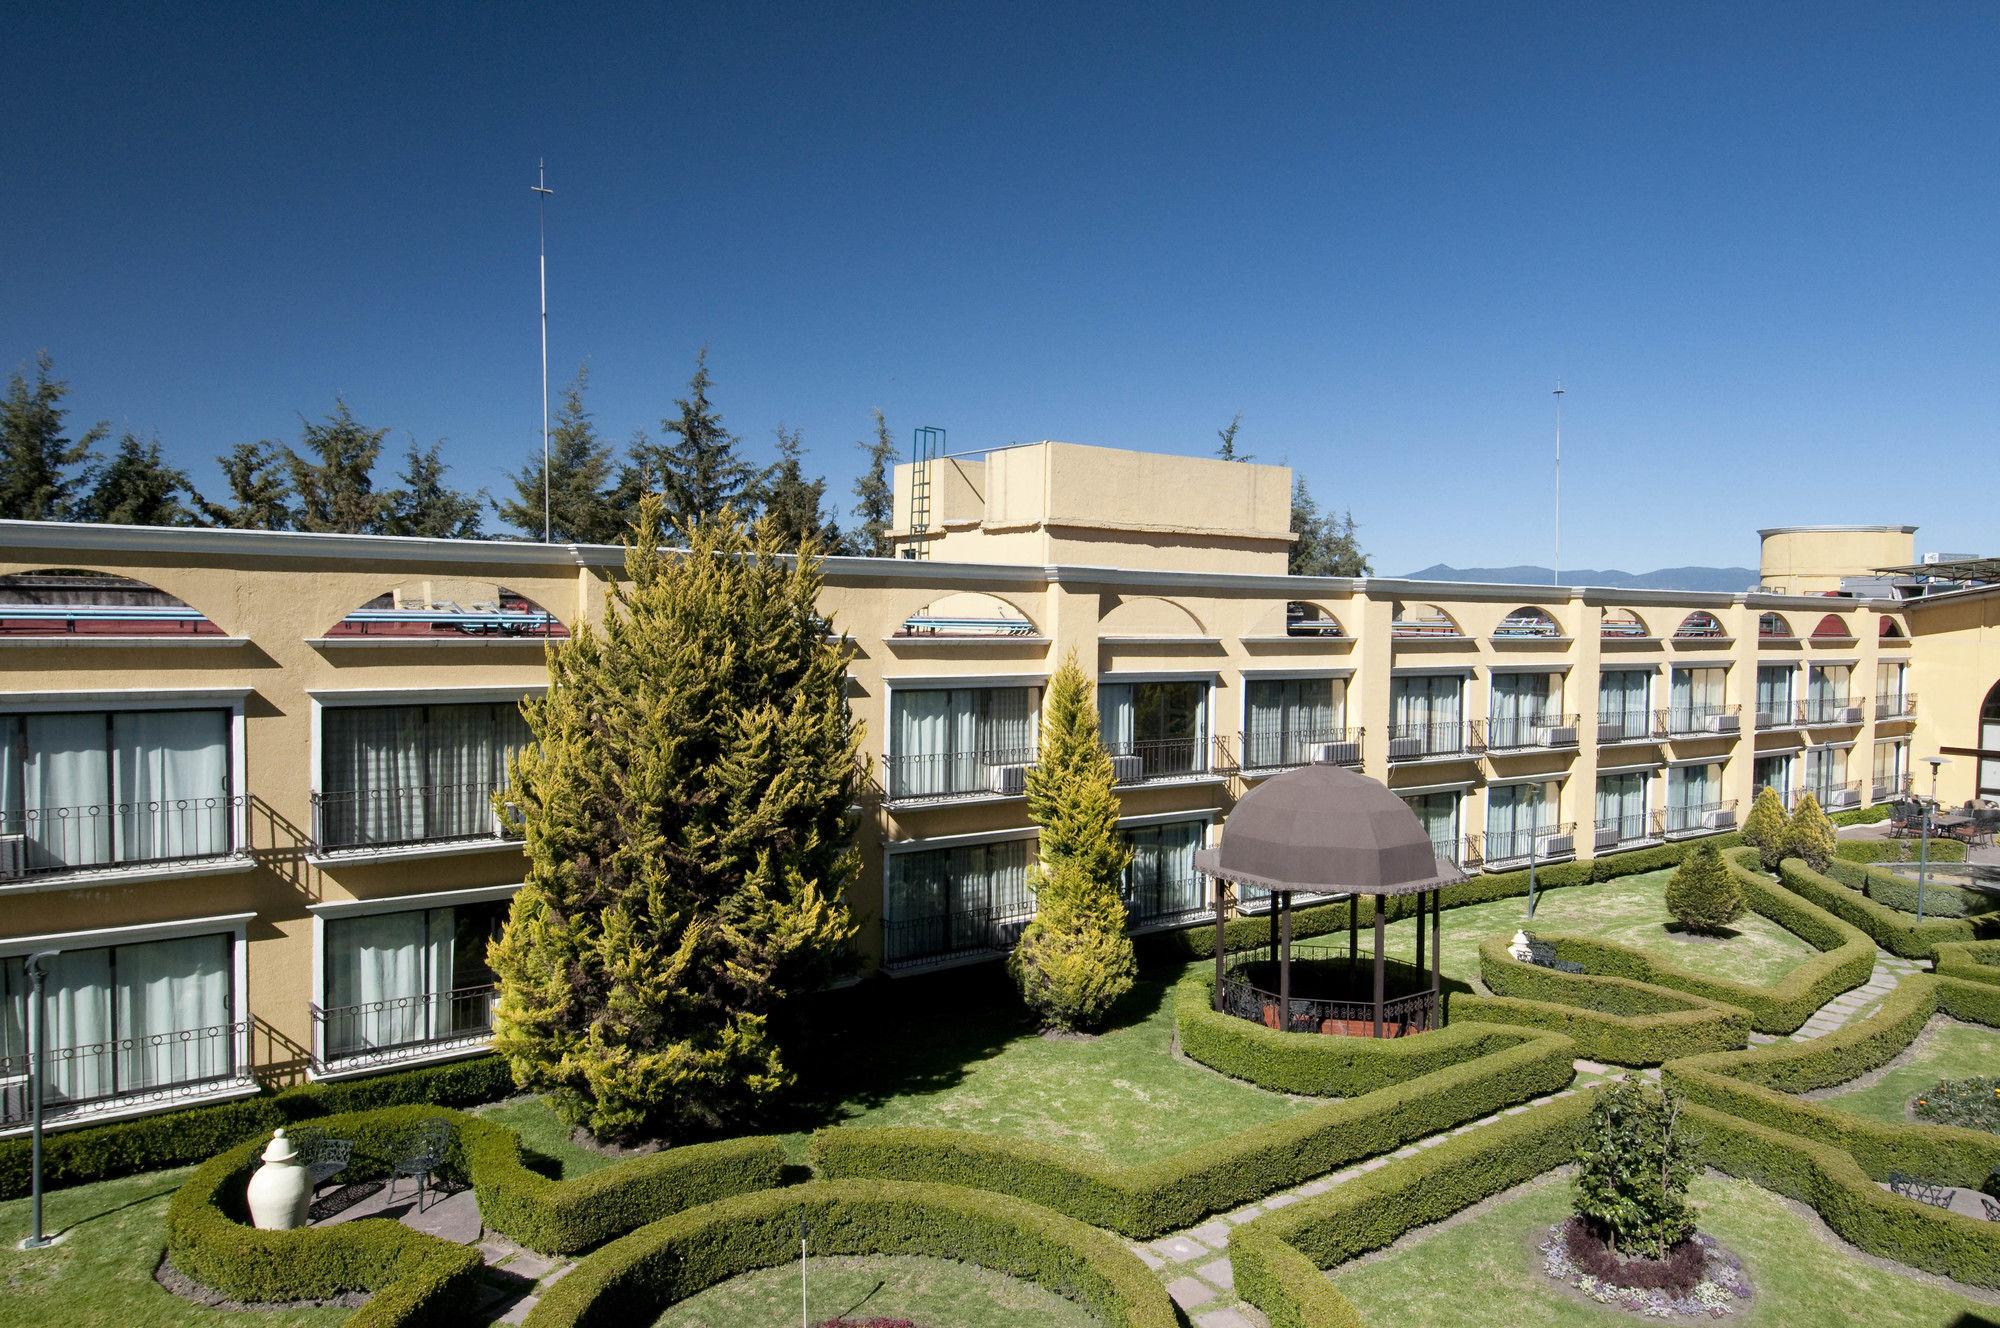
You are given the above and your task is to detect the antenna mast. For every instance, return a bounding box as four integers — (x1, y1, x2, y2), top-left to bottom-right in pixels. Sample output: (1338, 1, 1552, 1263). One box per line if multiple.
(1552, 380, 1565, 585)
(532, 161, 556, 543)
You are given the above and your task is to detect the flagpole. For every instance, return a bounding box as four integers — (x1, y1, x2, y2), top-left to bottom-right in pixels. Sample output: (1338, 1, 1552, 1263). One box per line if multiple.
(533, 161, 556, 543)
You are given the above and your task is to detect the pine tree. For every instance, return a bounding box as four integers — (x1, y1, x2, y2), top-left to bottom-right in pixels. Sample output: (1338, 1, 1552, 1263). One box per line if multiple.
(1664, 842, 1744, 933)
(1290, 477, 1372, 576)
(655, 349, 758, 527)
(496, 367, 622, 543)
(1742, 786, 1790, 870)
(0, 352, 106, 521)
(1215, 412, 1250, 462)
(488, 497, 859, 1142)
(382, 442, 485, 538)
(1787, 793, 1838, 872)
(1009, 654, 1136, 1032)
(760, 425, 841, 551)
(286, 399, 389, 534)
(849, 408, 896, 557)
(199, 441, 295, 531)
(77, 433, 202, 527)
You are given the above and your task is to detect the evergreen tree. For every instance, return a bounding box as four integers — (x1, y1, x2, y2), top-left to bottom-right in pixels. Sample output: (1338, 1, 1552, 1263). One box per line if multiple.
(78, 433, 202, 527)
(198, 441, 295, 531)
(286, 399, 389, 534)
(1742, 786, 1790, 870)
(0, 352, 106, 521)
(1787, 793, 1838, 872)
(1573, 1077, 1698, 1258)
(496, 367, 622, 543)
(1215, 412, 1250, 462)
(655, 349, 758, 526)
(382, 442, 485, 538)
(609, 427, 663, 527)
(849, 408, 896, 557)
(1664, 842, 1744, 933)
(1009, 654, 1136, 1032)
(488, 497, 859, 1141)
(1290, 476, 1372, 577)
(760, 425, 841, 551)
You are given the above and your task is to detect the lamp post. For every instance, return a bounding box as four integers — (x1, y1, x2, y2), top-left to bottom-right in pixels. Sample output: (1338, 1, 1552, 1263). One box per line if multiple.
(19, 949, 61, 1250)
(1916, 756, 1949, 924)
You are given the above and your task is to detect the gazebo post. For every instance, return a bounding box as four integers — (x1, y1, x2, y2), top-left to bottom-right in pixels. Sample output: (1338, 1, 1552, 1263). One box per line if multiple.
(1414, 888, 1426, 976)
(1267, 890, 1279, 963)
(1430, 887, 1443, 1028)
(1348, 893, 1358, 975)
(1278, 891, 1293, 1032)
(1213, 878, 1227, 1014)
(1372, 892, 1386, 1039)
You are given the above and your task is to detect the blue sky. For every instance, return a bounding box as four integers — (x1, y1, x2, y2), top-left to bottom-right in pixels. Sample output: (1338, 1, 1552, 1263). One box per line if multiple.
(4, 2, 1995, 574)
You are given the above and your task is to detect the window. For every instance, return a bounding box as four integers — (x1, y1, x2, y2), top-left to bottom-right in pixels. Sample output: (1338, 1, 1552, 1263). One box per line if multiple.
(1804, 747, 1848, 802)
(1872, 741, 1908, 800)
(1401, 791, 1461, 864)
(0, 708, 232, 877)
(1598, 671, 1650, 733)
(322, 899, 509, 1060)
(884, 840, 1033, 965)
(1804, 665, 1853, 723)
(1485, 782, 1558, 861)
(1489, 674, 1560, 748)
(1596, 773, 1648, 842)
(1390, 675, 1465, 756)
(887, 686, 1038, 798)
(318, 702, 530, 849)
(1755, 667, 1795, 725)
(0, 932, 235, 1114)
(1099, 680, 1207, 778)
(1668, 668, 1727, 728)
(1875, 663, 1908, 713)
(1120, 820, 1206, 926)
(1666, 764, 1723, 829)
(1243, 678, 1342, 769)
(1754, 755, 1793, 804)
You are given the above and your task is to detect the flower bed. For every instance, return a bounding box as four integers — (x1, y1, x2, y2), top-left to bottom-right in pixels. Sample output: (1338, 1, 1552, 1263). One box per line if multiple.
(1914, 1077, 2000, 1133)
(1539, 1219, 1752, 1318)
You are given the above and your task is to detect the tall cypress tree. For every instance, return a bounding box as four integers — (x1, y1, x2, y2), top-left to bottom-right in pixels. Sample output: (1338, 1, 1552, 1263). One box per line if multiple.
(0, 352, 106, 521)
(850, 408, 896, 557)
(1009, 653, 1136, 1032)
(488, 497, 859, 1141)
(78, 433, 202, 527)
(654, 349, 758, 526)
(286, 399, 389, 534)
(382, 442, 485, 538)
(497, 367, 621, 543)
(760, 425, 841, 551)
(199, 441, 295, 531)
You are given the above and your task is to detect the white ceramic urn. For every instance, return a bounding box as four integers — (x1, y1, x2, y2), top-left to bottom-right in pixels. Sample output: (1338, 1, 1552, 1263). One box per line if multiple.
(246, 1127, 311, 1230)
(1507, 930, 1534, 962)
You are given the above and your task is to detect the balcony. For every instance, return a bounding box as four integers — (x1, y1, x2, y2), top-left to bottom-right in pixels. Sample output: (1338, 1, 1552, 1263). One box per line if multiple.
(1798, 696, 1866, 728)
(1105, 736, 1220, 786)
(1485, 713, 1581, 752)
(1593, 814, 1656, 853)
(0, 795, 249, 886)
(1803, 780, 1864, 811)
(0, 1021, 251, 1128)
(1470, 823, 1579, 870)
(1235, 727, 1364, 774)
(309, 781, 521, 855)
(1872, 775, 1913, 803)
(881, 745, 1040, 806)
(311, 985, 497, 1074)
(1123, 876, 1211, 932)
(1657, 800, 1739, 838)
(881, 907, 1032, 974)
(1386, 720, 1484, 763)
(1595, 709, 1655, 745)
(1654, 705, 1742, 739)
(1752, 703, 1796, 731)
(1875, 693, 1918, 722)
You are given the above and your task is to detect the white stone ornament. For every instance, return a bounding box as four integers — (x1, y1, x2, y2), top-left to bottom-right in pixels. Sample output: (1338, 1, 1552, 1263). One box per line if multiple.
(1508, 930, 1534, 962)
(246, 1127, 311, 1230)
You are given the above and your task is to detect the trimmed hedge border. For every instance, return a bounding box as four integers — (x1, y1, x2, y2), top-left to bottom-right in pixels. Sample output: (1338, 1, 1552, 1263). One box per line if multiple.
(1933, 941, 2000, 989)
(521, 1178, 1178, 1328)
(1829, 856, 2000, 922)
(1775, 857, 1995, 959)
(1836, 838, 1969, 866)
(811, 1025, 1575, 1238)
(1229, 1091, 1596, 1328)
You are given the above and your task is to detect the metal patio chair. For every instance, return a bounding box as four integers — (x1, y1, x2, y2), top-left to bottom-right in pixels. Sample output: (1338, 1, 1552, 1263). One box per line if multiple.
(295, 1129, 354, 1199)
(1887, 1172, 1955, 1210)
(386, 1117, 454, 1213)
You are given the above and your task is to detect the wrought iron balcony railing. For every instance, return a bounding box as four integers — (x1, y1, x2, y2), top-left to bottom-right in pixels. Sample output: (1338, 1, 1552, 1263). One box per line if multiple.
(1595, 708, 1654, 744)
(1656, 799, 1739, 837)
(1875, 693, 1918, 721)
(1484, 713, 1581, 751)
(1871, 775, 1913, 803)
(1654, 705, 1742, 738)
(1798, 696, 1867, 727)
(310, 781, 520, 853)
(1469, 823, 1579, 869)
(311, 984, 498, 1071)
(0, 1021, 250, 1126)
(1104, 736, 1216, 785)
(1752, 703, 1795, 730)
(1802, 780, 1864, 811)
(1386, 720, 1484, 762)
(1235, 726, 1364, 772)
(1593, 814, 1655, 851)
(880, 745, 1039, 804)
(881, 906, 1033, 972)
(1123, 876, 1210, 931)
(0, 795, 247, 882)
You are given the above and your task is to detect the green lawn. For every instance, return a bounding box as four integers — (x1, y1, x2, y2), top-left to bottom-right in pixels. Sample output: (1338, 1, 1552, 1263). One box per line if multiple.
(1820, 1020, 2000, 1126)
(474, 1095, 622, 1179)
(1332, 1172, 1996, 1328)
(652, 1254, 1101, 1328)
(0, 1167, 348, 1328)
(1347, 869, 1820, 990)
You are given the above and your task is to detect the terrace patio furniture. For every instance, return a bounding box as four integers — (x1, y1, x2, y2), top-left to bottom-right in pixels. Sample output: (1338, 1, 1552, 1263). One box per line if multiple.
(1887, 1172, 1955, 1209)
(386, 1118, 454, 1213)
(295, 1130, 354, 1199)
(1983, 1195, 2000, 1222)
(1523, 940, 1586, 975)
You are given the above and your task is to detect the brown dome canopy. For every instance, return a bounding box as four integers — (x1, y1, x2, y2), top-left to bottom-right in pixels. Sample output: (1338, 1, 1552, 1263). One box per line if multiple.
(1194, 763, 1464, 896)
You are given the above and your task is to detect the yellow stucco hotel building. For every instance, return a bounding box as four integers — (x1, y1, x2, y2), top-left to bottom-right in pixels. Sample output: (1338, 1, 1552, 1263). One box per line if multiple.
(0, 440, 1994, 1131)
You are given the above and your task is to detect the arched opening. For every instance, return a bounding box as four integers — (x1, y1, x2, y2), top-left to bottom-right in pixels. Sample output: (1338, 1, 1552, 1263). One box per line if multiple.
(1673, 610, 1725, 640)
(325, 579, 569, 638)
(1757, 612, 1794, 640)
(896, 591, 1038, 638)
(1878, 617, 1905, 639)
(1284, 602, 1345, 638)
(1811, 613, 1855, 641)
(0, 569, 223, 637)
(1099, 595, 1207, 637)
(1982, 681, 2000, 801)
(1392, 602, 1463, 639)
(1600, 608, 1650, 640)
(1493, 606, 1562, 640)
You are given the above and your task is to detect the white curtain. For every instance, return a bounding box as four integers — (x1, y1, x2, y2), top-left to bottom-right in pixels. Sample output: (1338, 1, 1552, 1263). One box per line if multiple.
(1402, 792, 1460, 862)
(115, 934, 231, 1091)
(1872, 742, 1905, 791)
(1596, 774, 1645, 831)
(1121, 820, 1203, 921)
(1808, 665, 1848, 706)
(1755, 755, 1792, 799)
(423, 705, 495, 839)
(323, 706, 427, 846)
(1247, 678, 1336, 766)
(1490, 674, 1555, 745)
(326, 911, 427, 1054)
(1876, 664, 1905, 707)
(890, 688, 1028, 796)
(1670, 764, 1717, 812)
(1098, 684, 1135, 752)
(1756, 667, 1794, 718)
(1392, 676, 1462, 730)
(1806, 747, 1846, 798)
(39, 949, 113, 1104)
(1671, 669, 1724, 720)
(113, 710, 229, 862)
(22, 714, 111, 871)
(1486, 783, 1551, 855)
(1599, 671, 1649, 726)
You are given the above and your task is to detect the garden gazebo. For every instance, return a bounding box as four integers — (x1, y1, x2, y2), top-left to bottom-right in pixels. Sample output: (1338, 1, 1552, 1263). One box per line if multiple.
(1195, 763, 1467, 1038)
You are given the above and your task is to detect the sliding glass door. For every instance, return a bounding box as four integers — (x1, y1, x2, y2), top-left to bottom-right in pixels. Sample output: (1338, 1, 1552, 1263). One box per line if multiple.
(323, 899, 509, 1059)
(1120, 819, 1205, 926)
(319, 702, 530, 849)
(1243, 678, 1340, 769)
(887, 686, 1037, 798)
(1099, 680, 1207, 778)
(883, 840, 1033, 964)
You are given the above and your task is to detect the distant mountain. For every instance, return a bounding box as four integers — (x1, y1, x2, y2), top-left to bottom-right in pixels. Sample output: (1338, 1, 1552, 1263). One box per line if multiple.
(1399, 563, 1759, 593)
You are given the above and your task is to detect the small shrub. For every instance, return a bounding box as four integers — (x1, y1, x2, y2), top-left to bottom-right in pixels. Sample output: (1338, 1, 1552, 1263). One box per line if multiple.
(1742, 786, 1790, 870)
(1913, 1077, 2000, 1133)
(1573, 1077, 1698, 1259)
(1664, 844, 1745, 934)
(1787, 794, 1838, 873)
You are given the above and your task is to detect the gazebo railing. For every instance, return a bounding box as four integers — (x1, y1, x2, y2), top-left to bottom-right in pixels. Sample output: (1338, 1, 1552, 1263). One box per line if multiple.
(1219, 958, 1441, 1037)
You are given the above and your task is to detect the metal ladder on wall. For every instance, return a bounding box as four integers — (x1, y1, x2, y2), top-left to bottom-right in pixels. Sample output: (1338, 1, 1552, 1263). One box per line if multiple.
(905, 426, 945, 560)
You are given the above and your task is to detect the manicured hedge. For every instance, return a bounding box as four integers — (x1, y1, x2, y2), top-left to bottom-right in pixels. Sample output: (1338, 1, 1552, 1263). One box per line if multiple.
(1832, 804, 1894, 827)
(812, 1026, 1575, 1237)
(0, 1053, 515, 1200)
(1829, 856, 2000, 921)
(1836, 838, 1968, 866)
(521, 1179, 1178, 1328)
(1775, 857, 1991, 959)
(1172, 966, 1531, 1095)
(1933, 941, 2000, 989)
(1230, 1091, 1596, 1328)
